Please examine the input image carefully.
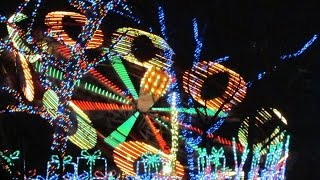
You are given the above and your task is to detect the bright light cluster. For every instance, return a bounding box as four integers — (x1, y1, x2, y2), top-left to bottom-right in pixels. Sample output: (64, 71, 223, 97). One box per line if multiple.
(183, 61, 247, 112)
(140, 65, 171, 98)
(113, 141, 184, 178)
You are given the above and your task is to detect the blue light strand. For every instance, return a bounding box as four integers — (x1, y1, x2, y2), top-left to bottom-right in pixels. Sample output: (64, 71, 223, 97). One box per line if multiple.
(213, 56, 229, 64)
(157, 6, 168, 41)
(257, 71, 266, 80)
(14, 0, 31, 18)
(192, 18, 203, 66)
(111, 1, 141, 24)
(112, 9, 141, 24)
(26, 0, 42, 38)
(206, 118, 225, 134)
(181, 98, 201, 179)
(0, 86, 44, 116)
(247, 34, 318, 86)
(280, 34, 318, 60)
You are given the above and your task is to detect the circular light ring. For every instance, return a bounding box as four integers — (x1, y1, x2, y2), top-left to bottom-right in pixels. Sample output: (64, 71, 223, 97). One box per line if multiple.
(111, 27, 173, 69)
(183, 61, 247, 112)
(45, 11, 104, 49)
(237, 108, 287, 154)
(113, 141, 184, 178)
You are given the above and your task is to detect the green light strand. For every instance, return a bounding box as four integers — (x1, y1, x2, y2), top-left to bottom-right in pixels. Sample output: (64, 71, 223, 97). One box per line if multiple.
(111, 56, 139, 100)
(43, 89, 59, 118)
(34, 61, 63, 80)
(83, 82, 129, 104)
(0, 150, 20, 166)
(34, 62, 128, 104)
(104, 111, 140, 148)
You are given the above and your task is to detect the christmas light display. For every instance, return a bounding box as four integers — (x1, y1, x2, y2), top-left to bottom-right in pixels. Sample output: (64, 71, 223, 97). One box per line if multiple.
(68, 101, 97, 150)
(183, 61, 247, 112)
(104, 111, 140, 148)
(113, 141, 184, 178)
(1, 0, 312, 179)
(111, 27, 173, 69)
(237, 108, 287, 155)
(88, 68, 130, 100)
(145, 114, 170, 154)
(45, 11, 104, 49)
(72, 100, 133, 111)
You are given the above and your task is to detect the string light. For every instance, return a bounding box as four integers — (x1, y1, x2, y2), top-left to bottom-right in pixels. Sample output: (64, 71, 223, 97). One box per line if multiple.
(192, 18, 203, 65)
(68, 101, 97, 150)
(170, 92, 179, 176)
(280, 34, 318, 60)
(238, 108, 287, 155)
(157, 5, 168, 41)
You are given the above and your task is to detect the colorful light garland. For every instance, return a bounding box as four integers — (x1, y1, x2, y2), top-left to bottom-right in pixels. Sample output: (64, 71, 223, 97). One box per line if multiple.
(0, 0, 297, 179)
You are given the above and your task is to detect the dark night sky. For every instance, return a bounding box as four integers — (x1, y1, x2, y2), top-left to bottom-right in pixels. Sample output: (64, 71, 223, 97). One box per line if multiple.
(1, 0, 320, 179)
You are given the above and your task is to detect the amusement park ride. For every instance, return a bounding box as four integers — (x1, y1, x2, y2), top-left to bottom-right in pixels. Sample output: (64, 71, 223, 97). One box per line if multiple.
(0, 0, 316, 179)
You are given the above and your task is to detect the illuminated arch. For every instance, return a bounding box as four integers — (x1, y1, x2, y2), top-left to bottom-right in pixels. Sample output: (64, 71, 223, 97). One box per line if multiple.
(111, 27, 173, 69)
(183, 61, 247, 112)
(45, 11, 104, 49)
(113, 141, 184, 178)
